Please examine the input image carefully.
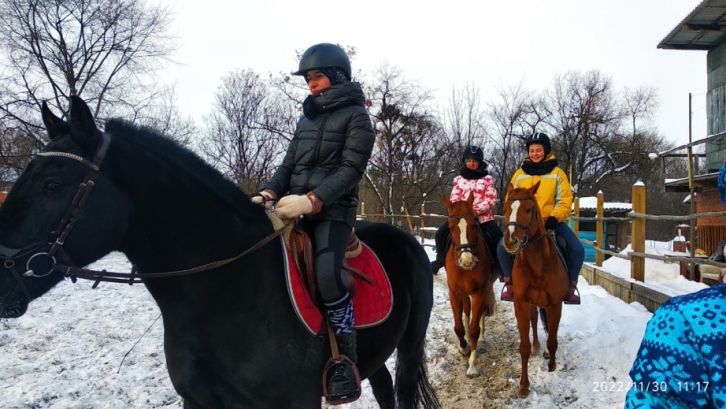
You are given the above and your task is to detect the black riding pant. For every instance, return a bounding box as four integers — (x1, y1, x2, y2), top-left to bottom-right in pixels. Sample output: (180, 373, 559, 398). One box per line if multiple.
(300, 219, 352, 304)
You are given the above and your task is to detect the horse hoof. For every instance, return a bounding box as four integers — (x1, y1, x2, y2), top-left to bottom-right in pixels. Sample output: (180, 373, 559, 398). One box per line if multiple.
(543, 350, 550, 359)
(548, 362, 556, 372)
(458, 345, 471, 356)
(466, 367, 480, 378)
(518, 386, 529, 397)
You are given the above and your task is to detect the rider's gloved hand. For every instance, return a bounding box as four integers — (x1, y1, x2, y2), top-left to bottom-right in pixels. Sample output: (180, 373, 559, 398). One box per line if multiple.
(275, 192, 322, 219)
(544, 216, 558, 230)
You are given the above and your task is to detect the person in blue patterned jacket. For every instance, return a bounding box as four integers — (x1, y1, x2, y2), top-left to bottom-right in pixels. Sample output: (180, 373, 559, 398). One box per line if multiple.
(625, 277, 726, 409)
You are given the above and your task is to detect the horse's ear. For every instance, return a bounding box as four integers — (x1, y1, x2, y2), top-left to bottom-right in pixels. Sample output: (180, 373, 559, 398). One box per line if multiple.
(531, 181, 541, 195)
(506, 183, 514, 197)
(68, 95, 100, 148)
(466, 192, 475, 207)
(41, 101, 65, 140)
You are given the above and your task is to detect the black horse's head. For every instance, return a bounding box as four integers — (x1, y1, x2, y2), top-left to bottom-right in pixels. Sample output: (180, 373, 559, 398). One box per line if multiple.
(0, 96, 130, 317)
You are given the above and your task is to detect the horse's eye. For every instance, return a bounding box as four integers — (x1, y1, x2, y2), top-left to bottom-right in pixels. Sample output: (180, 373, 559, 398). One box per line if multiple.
(526, 208, 532, 214)
(45, 181, 63, 192)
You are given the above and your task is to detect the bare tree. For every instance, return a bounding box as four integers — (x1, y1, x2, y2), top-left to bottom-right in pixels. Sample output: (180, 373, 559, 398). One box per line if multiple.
(441, 83, 488, 149)
(362, 63, 446, 218)
(200, 69, 290, 192)
(135, 84, 197, 145)
(0, 0, 177, 171)
(543, 70, 622, 193)
(486, 81, 546, 212)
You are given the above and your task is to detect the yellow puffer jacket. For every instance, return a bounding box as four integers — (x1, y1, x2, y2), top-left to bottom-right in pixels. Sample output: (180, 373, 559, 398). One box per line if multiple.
(506, 155, 573, 223)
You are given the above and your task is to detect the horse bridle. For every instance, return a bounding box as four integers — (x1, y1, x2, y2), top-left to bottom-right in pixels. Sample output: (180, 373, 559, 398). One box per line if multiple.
(0, 132, 285, 299)
(505, 197, 546, 249)
(448, 212, 480, 254)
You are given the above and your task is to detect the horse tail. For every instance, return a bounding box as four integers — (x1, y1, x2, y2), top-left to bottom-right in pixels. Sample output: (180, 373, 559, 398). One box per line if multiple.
(539, 307, 549, 336)
(483, 282, 497, 317)
(395, 353, 441, 409)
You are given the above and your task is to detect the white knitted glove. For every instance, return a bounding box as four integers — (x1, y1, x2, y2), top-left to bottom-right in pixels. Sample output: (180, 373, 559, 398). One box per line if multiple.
(250, 190, 276, 210)
(275, 194, 314, 219)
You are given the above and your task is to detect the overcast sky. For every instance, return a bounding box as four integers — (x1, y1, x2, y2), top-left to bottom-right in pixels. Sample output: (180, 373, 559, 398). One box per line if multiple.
(158, 0, 707, 147)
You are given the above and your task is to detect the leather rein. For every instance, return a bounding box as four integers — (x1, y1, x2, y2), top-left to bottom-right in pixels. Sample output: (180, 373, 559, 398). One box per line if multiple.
(504, 197, 546, 250)
(1, 133, 285, 299)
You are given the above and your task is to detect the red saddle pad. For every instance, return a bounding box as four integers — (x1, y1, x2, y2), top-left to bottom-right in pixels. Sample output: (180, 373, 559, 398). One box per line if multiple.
(283, 237, 393, 335)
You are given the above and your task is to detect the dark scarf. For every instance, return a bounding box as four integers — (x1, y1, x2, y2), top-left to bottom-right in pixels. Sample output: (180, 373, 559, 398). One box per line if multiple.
(459, 166, 488, 180)
(521, 157, 558, 176)
(302, 82, 365, 118)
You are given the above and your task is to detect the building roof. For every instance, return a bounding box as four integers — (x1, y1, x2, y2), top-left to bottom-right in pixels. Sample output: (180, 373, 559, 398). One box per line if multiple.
(576, 197, 632, 211)
(664, 172, 719, 192)
(659, 0, 726, 50)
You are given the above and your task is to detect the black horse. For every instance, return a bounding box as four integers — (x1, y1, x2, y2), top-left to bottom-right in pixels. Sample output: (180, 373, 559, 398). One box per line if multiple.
(0, 96, 440, 409)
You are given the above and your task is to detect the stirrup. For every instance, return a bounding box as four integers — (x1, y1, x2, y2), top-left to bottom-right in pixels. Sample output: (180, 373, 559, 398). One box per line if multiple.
(564, 286, 581, 305)
(322, 356, 361, 405)
(500, 284, 514, 302)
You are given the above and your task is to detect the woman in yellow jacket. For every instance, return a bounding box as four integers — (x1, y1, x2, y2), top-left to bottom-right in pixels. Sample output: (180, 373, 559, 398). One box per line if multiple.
(497, 132, 583, 304)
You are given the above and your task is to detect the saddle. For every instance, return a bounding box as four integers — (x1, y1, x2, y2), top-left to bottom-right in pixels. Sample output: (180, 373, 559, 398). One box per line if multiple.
(548, 231, 570, 274)
(287, 224, 371, 302)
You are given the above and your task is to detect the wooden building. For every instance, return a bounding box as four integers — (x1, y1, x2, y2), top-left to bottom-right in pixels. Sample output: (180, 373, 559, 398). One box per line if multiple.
(658, 0, 726, 255)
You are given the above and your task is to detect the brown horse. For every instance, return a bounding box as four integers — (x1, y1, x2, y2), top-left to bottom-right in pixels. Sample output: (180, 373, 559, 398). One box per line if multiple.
(501, 182, 569, 397)
(442, 193, 497, 377)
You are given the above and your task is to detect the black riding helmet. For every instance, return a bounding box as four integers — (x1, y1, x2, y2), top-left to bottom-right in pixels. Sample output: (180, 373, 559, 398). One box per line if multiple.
(462, 146, 487, 171)
(293, 43, 352, 81)
(525, 132, 552, 156)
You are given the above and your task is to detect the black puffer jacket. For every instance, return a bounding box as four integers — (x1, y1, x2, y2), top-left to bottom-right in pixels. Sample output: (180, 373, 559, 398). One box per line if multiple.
(261, 82, 375, 226)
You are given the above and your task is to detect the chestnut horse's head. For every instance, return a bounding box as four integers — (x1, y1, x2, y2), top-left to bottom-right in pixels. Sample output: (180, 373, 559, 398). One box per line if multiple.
(502, 182, 543, 254)
(443, 193, 482, 270)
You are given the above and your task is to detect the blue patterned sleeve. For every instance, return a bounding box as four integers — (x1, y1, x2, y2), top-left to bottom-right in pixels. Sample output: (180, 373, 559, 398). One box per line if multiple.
(625, 285, 726, 409)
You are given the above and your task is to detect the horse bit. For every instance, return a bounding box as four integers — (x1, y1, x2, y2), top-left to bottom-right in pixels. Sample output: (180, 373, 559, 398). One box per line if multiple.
(0, 132, 285, 300)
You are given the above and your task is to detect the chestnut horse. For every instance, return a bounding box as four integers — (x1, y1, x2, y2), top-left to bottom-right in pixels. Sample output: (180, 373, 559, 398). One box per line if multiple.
(501, 182, 569, 397)
(442, 193, 497, 377)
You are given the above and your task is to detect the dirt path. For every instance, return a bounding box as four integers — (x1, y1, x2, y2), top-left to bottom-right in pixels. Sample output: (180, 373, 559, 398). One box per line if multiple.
(425, 274, 576, 409)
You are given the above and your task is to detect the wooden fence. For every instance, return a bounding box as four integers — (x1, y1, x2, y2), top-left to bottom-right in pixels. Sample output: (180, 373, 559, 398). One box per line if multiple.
(359, 182, 726, 313)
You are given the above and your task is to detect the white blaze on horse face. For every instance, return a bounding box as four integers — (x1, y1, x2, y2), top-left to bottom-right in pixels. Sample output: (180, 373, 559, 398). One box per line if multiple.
(507, 200, 521, 239)
(458, 218, 473, 267)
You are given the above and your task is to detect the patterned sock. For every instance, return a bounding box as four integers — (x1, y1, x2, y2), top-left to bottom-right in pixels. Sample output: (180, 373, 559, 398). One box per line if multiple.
(325, 293, 355, 335)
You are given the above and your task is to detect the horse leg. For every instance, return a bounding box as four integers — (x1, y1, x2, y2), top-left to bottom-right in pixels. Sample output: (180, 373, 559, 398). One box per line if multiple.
(478, 314, 485, 344)
(545, 303, 563, 372)
(448, 290, 469, 356)
(465, 293, 486, 377)
(513, 300, 532, 397)
(529, 304, 540, 355)
(463, 294, 472, 345)
(539, 308, 550, 359)
(368, 365, 395, 409)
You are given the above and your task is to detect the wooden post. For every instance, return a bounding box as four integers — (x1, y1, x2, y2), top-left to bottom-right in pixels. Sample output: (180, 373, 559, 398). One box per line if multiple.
(596, 191, 604, 267)
(687, 93, 696, 280)
(631, 181, 646, 282)
(402, 200, 415, 236)
(573, 198, 580, 237)
(420, 203, 426, 244)
(360, 202, 366, 220)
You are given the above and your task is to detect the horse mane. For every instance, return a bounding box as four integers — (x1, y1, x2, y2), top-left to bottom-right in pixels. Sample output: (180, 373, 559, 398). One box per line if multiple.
(103, 119, 258, 217)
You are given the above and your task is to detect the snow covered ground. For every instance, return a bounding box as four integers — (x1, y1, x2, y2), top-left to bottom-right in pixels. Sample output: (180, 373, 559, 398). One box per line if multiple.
(0, 238, 711, 408)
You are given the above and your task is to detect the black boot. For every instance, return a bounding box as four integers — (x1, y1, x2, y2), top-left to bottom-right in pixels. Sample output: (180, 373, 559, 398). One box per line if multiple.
(328, 332, 360, 398)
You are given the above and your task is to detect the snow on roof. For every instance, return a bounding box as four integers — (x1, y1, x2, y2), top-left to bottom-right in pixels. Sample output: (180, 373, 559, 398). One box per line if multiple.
(576, 196, 632, 210)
